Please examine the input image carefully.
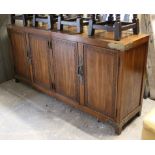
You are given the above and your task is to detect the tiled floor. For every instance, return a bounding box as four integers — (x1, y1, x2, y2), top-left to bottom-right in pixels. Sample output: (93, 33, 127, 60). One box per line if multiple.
(0, 80, 155, 139)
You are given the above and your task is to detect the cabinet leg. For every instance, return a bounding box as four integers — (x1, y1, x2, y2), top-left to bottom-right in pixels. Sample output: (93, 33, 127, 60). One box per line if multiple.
(97, 118, 101, 122)
(115, 125, 122, 135)
(136, 111, 141, 117)
(15, 78, 20, 83)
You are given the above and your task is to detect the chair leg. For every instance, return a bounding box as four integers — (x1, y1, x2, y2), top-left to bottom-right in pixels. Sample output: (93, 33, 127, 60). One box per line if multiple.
(132, 14, 139, 35)
(88, 19, 95, 36)
(114, 22, 121, 41)
(32, 14, 38, 27)
(77, 18, 83, 33)
(114, 14, 121, 41)
(108, 14, 114, 22)
(11, 14, 15, 24)
(22, 15, 27, 26)
(47, 15, 52, 30)
(57, 15, 63, 31)
(48, 15, 55, 30)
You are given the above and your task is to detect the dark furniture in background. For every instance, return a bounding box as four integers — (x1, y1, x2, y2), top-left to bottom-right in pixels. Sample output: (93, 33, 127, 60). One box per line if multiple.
(7, 23, 149, 134)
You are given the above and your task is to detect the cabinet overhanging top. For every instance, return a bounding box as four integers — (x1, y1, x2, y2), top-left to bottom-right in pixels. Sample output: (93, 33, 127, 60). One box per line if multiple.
(7, 25, 149, 52)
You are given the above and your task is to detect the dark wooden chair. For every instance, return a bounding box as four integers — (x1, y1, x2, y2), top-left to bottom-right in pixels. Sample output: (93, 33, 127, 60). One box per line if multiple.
(32, 14, 57, 30)
(57, 14, 89, 33)
(11, 14, 33, 26)
(88, 14, 139, 41)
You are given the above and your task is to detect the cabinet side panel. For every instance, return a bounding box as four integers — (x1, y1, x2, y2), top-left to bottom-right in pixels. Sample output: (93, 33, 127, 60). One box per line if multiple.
(118, 43, 147, 121)
(84, 45, 117, 119)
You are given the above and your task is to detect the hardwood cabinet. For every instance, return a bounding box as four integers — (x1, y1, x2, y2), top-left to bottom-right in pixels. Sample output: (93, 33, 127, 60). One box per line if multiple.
(9, 30, 31, 83)
(7, 25, 149, 134)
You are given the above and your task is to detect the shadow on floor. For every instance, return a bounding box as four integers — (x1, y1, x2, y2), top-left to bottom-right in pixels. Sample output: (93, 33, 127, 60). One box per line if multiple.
(0, 80, 149, 139)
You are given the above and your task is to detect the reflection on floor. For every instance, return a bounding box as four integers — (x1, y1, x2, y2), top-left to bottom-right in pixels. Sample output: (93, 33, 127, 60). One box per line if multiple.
(0, 80, 155, 140)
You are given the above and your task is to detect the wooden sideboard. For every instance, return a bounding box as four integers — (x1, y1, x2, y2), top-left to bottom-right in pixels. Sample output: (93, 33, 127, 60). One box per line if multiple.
(7, 25, 149, 134)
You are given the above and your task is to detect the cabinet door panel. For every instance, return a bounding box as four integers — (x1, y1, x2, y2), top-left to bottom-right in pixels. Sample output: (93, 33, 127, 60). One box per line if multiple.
(52, 39, 79, 102)
(9, 31, 31, 81)
(29, 35, 51, 90)
(84, 45, 117, 118)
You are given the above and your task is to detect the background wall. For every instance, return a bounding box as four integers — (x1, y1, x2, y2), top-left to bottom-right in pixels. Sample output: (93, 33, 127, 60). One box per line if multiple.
(0, 14, 13, 83)
(140, 14, 155, 99)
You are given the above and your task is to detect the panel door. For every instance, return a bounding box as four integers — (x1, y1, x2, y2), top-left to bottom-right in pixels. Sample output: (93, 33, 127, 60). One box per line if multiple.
(9, 30, 31, 81)
(52, 39, 79, 102)
(28, 34, 52, 91)
(83, 45, 118, 119)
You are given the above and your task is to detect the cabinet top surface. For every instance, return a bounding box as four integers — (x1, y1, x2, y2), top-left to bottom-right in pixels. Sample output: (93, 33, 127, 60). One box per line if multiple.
(7, 24, 149, 52)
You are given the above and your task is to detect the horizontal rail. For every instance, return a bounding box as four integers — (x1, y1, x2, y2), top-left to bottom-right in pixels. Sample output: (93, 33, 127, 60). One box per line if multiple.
(93, 24, 114, 32)
(121, 23, 136, 31)
(61, 21, 77, 26)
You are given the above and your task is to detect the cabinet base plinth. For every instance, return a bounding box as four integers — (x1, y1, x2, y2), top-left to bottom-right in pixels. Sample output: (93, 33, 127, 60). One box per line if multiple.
(136, 111, 141, 117)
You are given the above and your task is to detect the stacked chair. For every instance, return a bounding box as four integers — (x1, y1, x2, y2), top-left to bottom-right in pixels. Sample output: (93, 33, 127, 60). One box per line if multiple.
(11, 14, 58, 30)
(57, 14, 86, 33)
(88, 14, 139, 41)
(11, 14, 33, 26)
(10, 14, 139, 40)
(32, 14, 57, 30)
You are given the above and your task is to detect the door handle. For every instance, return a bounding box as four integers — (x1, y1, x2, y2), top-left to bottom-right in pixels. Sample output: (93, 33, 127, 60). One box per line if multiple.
(77, 64, 83, 82)
(77, 56, 83, 82)
(78, 65, 83, 76)
(26, 48, 32, 64)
